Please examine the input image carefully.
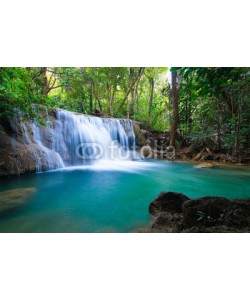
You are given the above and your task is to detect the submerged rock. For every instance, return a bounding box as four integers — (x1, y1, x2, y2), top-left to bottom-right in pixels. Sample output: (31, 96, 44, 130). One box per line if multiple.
(0, 188, 36, 213)
(195, 163, 214, 169)
(149, 191, 190, 216)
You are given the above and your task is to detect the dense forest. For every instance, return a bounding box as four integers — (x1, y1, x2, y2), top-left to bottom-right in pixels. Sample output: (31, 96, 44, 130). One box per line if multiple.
(0, 67, 249, 160)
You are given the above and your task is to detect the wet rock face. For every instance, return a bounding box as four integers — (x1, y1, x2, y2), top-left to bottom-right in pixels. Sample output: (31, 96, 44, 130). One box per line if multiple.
(148, 192, 250, 233)
(0, 129, 57, 177)
(149, 191, 190, 216)
(0, 131, 37, 177)
(0, 188, 36, 213)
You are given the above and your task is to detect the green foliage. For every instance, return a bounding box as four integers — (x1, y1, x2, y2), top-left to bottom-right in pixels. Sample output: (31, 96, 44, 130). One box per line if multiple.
(46, 67, 170, 131)
(0, 67, 44, 120)
(0, 67, 249, 157)
(187, 130, 217, 149)
(178, 67, 250, 154)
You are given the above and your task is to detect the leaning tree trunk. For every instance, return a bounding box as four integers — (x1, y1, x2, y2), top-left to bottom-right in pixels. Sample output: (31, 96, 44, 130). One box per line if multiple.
(169, 70, 179, 147)
(115, 67, 144, 116)
(133, 77, 140, 120)
(127, 93, 130, 119)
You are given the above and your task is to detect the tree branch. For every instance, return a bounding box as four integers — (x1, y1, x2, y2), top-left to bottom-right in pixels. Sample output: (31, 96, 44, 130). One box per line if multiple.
(115, 67, 145, 116)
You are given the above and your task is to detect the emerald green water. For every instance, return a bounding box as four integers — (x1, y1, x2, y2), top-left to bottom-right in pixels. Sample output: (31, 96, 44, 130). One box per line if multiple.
(0, 160, 249, 233)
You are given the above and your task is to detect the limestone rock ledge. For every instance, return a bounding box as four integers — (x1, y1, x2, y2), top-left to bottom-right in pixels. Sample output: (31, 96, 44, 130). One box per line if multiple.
(0, 130, 37, 177)
(0, 120, 60, 177)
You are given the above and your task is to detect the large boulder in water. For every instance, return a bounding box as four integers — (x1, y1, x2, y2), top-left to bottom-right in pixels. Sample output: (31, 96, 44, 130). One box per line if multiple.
(149, 191, 190, 216)
(147, 192, 250, 232)
(182, 196, 231, 227)
(0, 188, 36, 213)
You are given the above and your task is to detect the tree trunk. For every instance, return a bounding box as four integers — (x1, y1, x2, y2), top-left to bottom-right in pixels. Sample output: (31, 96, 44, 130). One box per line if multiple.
(93, 89, 102, 111)
(41, 67, 48, 97)
(148, 77, 154, 128)
(188, 88, 192, 133)
(110, 89, 116, 117)
(216, 99, 222, 149)
(233, 96, 241, 156)
(169, 70, 179, 147)
(130, 87, 135, 120)
(133, 77, 140, 120)
(89, 82, 93, 113)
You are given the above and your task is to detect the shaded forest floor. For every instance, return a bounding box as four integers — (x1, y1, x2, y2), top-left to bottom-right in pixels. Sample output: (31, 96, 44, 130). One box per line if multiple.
(175, 147, 250, 166)
(139, 129, 250, 166)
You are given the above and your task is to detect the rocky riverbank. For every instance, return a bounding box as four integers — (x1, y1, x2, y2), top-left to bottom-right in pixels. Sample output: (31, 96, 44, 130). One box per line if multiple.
(138, 192, 250, 233)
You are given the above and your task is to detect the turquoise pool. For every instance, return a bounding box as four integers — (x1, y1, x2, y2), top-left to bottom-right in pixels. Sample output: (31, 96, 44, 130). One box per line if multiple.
(0, 160, 249, 232)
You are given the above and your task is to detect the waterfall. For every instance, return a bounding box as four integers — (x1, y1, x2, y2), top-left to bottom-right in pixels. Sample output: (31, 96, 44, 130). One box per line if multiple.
(31, 123, 65, 171)
(54, 109, 138, 165)
(13, 109, 139, 172)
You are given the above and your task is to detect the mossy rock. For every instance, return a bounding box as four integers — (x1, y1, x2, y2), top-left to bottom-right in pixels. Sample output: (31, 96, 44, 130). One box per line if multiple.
(133, 122, 141, 137)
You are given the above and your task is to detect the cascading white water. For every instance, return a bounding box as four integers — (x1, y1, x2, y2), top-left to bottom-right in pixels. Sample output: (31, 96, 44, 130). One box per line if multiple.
(31, 123, 65, 171)
(14, 109, 139, 172)
(54, 109, 139, 165)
